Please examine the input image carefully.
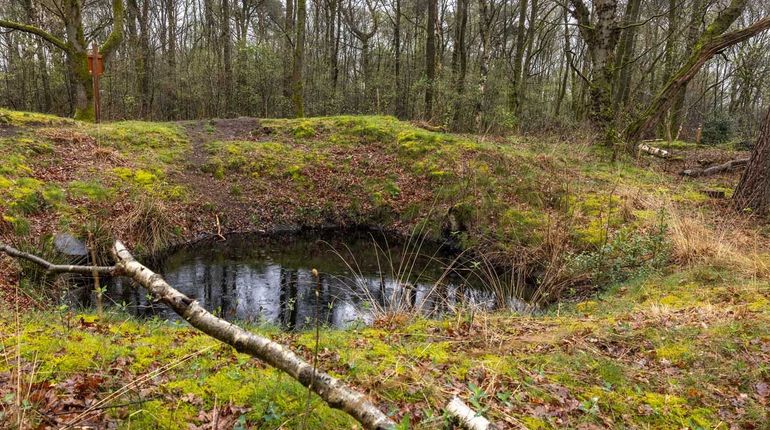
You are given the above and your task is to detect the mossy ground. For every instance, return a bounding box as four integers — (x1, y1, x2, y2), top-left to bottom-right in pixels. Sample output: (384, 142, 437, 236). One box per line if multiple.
(1, 109, 769, 428)
(0, 109, 188, 251)
(2, 266, 768, 428)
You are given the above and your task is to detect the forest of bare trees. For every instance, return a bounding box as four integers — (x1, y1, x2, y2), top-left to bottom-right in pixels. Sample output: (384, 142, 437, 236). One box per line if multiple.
(2, 0, 770, 139)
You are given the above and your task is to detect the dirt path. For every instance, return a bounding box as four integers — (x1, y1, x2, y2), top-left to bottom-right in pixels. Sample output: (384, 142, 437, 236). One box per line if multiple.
(0, 123, 20, 138)
(174, 117, 274, 235)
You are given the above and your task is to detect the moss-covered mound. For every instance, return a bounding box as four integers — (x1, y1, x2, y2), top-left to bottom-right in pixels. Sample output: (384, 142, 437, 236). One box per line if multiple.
(1, 110, 733, 294)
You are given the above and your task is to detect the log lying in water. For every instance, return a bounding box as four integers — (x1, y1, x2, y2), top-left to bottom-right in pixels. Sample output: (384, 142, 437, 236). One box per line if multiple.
(681, 158, 749, 177)
(0, 240, 396, 430)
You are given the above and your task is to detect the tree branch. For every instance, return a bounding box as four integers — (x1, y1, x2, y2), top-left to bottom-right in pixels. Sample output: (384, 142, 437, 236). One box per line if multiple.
(100, 0, 126, 60)
(446, 397, 498, 430)
(624, 6, 770, 145)
(567, 0, 593, 36)
(0, 19, 71, 53)
(638, 143, 671, 158)
(681, 158, 749, 177)
(0, 243, 116, 275)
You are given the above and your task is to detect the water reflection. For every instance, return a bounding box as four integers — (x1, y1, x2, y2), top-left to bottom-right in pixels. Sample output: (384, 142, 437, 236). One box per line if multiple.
(99, 230, 504, 330)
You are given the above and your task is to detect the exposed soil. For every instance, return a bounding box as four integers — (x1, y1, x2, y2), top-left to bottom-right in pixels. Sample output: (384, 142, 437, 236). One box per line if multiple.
(0, 124, 19, 138)
(173, 117, 437, 239)
(173, 117, 273, 235)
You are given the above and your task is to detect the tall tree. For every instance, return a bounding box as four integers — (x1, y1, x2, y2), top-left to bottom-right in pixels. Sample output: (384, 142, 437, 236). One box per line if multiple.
(733, 105, 770, 213)
(223, 0, 234, 115)
(669, 0, 706, 139)
(509, 0, 529, 116)
(475, 0, 501, 130)
(342, 0, 379, 107)
(554, 7, 571, 117)
(451, 0, 469, 128)
(292, 0, 307, 117)
(284, 0, 295, 102)
(424, 0, 437, 119)
(127, 0, 151, 118)
(518, 0, 539, 115)
(164, 0, 177, 119)
(568, 0, 621, 136)
(0, 0, 125, 120)
(611, 0, 641, 111)
(393, 0, 405, 118)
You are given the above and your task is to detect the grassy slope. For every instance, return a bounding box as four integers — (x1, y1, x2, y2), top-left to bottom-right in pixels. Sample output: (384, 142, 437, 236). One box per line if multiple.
(0, 109, 769, 428)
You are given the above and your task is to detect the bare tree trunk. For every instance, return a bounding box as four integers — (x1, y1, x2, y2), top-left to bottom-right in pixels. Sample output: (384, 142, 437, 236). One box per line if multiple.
(393, 0, 405, 118)
(138, 0, 152, 118)
(509, 0, 528, 115)
(554, 8, 570, 117)
(36, 45, 52, 112)
(292, 0, 307, 117)
(342, 0, 378, 112)
(451, 0, 468, 129)
(474, 0, 492, 131)
(569, 0, 620, 137)
(669, 0, 705, 139)
(165, 0, 177, 119)
(733, 106, 770, 213)
(519, 0, 539, 114)
(283, 0, 295, 102)
(424, 0, 437, 119)
(222, 0, 233, 115)
(612, 0, 641, 110)
(327, 0, 339, 94)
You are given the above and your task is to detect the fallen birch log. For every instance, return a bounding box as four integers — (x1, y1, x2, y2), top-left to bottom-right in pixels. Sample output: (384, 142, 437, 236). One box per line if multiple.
(637, 143, 671, 159)
(0, 241, 396, 430)
(681, 158, 749, 177)
(446, 396, 497, 430)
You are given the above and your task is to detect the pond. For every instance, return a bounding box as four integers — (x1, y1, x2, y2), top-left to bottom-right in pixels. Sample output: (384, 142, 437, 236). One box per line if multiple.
(74, 230, 528, 330)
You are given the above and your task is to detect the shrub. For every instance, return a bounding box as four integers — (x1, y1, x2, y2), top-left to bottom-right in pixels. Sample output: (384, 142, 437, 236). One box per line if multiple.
(701, 113, 734, 146)
(570, 213, 670, 286)
(122, 198, 175, 253)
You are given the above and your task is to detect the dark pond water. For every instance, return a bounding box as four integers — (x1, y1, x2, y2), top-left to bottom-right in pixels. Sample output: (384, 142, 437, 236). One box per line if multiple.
(74, 230, 526, 330)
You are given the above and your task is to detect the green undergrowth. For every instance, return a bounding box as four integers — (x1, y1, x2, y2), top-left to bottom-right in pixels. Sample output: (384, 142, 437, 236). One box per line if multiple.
(0, 108, 75, 127)
(202, 140, 320, 182)
(0, 110, 188, 249)
(2, 266, 768, 428)
(91, 120, 189, 166)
